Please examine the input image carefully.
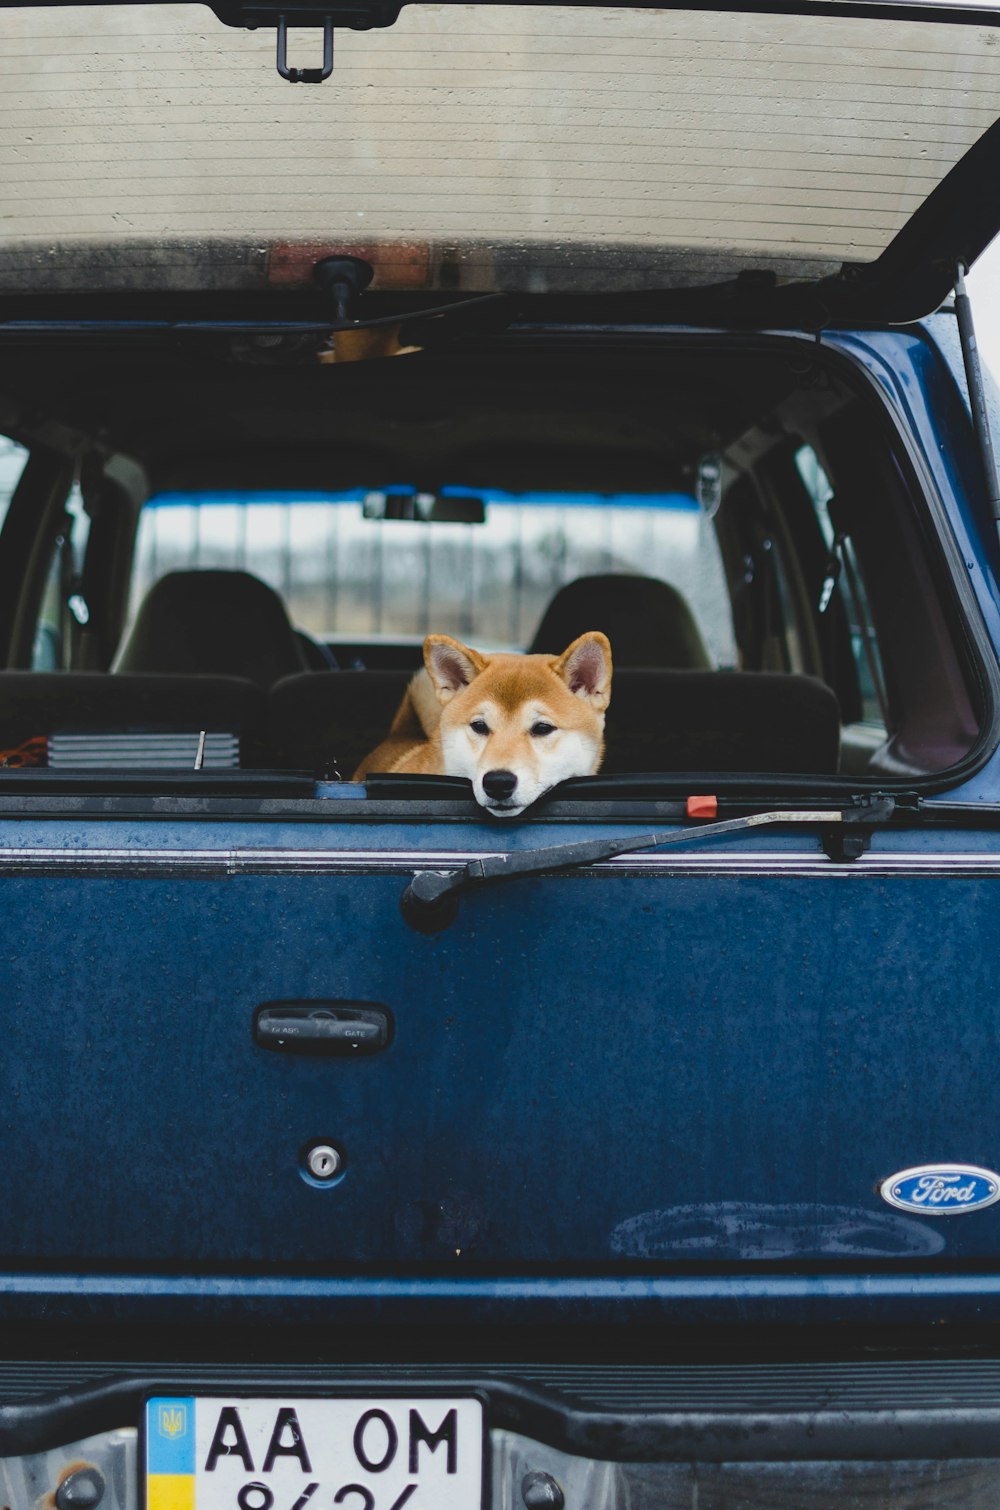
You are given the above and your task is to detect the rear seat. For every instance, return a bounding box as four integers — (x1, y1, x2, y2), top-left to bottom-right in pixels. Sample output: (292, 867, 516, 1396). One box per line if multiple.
(0, 666, 839, 777)
(269, 670, 412, 777)
(267, 667, 841, 777)
(0, 673, 266, 768)
(602, 669, 840, 774)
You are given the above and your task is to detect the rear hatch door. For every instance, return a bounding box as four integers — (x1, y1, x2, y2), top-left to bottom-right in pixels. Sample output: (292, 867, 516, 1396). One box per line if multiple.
(0, 0, 999, 321)
(0, 813, 999, 1302)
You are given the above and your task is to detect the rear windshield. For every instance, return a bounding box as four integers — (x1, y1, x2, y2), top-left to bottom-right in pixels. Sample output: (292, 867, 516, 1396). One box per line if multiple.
(1, 3, 999, 294)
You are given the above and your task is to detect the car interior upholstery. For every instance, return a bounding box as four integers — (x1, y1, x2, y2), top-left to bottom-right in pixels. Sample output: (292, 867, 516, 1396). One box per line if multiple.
(267, 667, 841, 779)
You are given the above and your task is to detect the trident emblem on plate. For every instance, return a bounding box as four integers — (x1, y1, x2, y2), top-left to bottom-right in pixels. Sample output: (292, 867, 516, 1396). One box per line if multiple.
(158, 1406, 188, 1440)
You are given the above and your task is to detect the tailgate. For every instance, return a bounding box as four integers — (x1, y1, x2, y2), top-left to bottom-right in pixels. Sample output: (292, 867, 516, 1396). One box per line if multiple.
(0, 822, 995, 1280)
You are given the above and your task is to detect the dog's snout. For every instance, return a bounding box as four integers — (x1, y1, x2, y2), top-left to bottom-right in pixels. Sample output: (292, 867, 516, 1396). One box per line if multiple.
(483, 769, 518, 800)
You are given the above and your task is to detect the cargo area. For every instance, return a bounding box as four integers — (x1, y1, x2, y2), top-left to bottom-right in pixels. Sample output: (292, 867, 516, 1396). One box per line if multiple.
(0, 330, 985, 793)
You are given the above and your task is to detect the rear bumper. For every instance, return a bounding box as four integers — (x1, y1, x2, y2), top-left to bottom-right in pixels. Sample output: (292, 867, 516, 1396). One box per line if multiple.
(7, 1356, 1000, 1459)
(9, 1361, 1000, 1510)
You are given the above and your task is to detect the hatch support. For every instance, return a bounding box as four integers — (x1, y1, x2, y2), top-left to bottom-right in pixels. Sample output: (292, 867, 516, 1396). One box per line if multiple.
(275, 14, 334, 81)
(954, 263, 1000, 548)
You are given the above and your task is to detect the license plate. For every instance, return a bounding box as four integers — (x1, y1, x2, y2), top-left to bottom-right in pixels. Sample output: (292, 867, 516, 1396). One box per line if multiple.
(145, 1397, 484, 1510)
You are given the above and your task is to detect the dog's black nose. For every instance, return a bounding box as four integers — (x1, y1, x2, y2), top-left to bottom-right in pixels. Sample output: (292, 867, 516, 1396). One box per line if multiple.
(483, 769, 518, 800)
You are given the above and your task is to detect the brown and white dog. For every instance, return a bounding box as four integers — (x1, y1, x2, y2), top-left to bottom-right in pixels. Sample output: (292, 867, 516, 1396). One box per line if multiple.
(354, 630, 613, 817)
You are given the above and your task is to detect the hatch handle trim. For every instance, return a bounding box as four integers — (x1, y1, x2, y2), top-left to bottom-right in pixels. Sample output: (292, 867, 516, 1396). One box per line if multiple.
(255, 1001, 393, 1054)
(276, 14, 334, 81)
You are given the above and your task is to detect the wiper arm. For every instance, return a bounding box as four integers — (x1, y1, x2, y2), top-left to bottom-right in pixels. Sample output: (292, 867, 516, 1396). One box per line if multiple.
(400, 796, 896, 932)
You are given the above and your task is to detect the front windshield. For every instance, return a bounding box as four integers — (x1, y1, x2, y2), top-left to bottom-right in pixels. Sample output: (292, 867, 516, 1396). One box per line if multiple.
(128, 489, 738, 663)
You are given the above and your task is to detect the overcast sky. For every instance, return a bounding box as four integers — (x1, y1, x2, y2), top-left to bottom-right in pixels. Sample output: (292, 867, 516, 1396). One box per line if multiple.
(967, 237, 1000, 383)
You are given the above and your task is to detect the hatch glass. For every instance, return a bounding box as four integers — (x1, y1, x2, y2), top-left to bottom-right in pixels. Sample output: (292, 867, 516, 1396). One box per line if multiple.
(1, 3, 999, 296)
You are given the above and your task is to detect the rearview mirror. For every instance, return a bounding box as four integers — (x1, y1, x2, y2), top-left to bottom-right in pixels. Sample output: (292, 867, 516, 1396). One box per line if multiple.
(362, 489, 486, 524)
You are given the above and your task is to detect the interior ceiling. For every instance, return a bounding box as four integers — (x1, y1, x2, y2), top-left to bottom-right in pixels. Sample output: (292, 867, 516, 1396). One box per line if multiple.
(0, 340, 816, 494)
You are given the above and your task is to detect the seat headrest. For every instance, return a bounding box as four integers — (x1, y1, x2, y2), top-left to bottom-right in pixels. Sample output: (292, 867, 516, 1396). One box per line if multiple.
(529, 574, 712, 669)
(269, 670, 412, 776)
(116, 570, 309, 688)
(602, 669, 840, 774)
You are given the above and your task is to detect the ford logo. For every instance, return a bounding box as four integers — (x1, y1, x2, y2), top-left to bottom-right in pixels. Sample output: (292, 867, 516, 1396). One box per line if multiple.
(879, 1164, 1000, 1216)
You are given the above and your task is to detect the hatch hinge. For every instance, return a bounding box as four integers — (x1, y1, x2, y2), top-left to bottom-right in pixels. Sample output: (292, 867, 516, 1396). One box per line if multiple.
(954, 262, 1000, 551)
(275, 14, 333, 80)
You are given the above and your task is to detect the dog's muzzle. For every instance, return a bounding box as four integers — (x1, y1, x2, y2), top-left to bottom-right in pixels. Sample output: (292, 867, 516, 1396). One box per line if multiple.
(482, 769, 518, 802)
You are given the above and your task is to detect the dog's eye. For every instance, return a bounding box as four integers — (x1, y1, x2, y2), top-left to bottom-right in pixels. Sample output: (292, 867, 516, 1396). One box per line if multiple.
(470, 719, 490, 736)
(531, 721, 556, 737)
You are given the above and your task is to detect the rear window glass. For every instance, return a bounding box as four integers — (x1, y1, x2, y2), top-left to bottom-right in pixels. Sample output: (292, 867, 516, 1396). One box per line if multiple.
(0, 4, 998, 294)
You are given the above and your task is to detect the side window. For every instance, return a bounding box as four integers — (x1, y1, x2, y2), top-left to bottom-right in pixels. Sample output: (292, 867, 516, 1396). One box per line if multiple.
(795, 444, 888, 729)
(0, 435, 27, 536)
(32, 484, 91, 671)
(717, 472, 800, 675)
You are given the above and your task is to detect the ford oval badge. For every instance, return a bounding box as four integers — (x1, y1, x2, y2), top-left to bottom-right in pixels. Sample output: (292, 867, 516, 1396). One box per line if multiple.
(879, 1164, 1000, 1216)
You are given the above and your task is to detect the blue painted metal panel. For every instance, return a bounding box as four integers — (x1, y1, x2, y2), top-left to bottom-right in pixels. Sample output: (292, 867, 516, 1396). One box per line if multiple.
(1, 840, 999, 1288)
(3, 316, 1000, 1339)
(826, 323, 1000, 642)
(824, 320, 1000, 805)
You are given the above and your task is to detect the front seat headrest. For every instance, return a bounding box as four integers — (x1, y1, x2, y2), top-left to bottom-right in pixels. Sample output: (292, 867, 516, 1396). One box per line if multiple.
(115, 569, 310, 688)
(528, 573, 712, 669)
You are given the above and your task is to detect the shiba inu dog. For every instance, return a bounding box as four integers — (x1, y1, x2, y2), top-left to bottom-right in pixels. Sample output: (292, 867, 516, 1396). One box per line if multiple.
(355, 630, 613, 817)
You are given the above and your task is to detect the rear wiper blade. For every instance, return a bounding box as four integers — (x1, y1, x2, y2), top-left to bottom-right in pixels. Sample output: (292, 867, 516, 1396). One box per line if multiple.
(400, 796, 896, 932)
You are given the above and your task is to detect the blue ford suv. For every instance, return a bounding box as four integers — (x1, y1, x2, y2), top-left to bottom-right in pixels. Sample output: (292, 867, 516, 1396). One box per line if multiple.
(0, 0, 999, 1504)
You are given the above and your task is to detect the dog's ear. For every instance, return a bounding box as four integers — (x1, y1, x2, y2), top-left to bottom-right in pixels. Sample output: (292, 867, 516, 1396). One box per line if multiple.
(424, 634, 489, 703)
(552, 631, 613, 711)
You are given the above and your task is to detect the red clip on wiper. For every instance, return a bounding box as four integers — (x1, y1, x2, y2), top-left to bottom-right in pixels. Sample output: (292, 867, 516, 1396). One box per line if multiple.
(400, 796, 896, 932)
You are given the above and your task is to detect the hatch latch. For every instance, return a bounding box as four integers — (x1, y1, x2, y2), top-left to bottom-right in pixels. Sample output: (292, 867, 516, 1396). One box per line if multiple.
(276, 14, 334, 81)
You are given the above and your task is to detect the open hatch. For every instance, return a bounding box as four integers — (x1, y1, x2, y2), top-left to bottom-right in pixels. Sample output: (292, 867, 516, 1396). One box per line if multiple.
(1, 1, 1000, 322)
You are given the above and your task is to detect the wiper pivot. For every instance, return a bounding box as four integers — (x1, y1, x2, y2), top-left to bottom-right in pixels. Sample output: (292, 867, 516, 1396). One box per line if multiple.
(400, 797, 895, 933)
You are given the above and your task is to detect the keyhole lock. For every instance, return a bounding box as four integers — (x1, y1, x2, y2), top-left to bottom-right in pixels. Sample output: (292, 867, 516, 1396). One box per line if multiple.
(301, 1141, 345, 1186)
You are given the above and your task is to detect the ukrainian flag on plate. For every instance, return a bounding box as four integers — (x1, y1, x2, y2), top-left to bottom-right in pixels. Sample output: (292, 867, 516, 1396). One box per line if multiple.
(147, 1399, 196, 1510)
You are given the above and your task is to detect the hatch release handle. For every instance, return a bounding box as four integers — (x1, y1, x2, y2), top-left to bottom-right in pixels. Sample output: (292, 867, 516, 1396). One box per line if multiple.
(255, 1001, 392, 1053)
(276, 15, 334, 81)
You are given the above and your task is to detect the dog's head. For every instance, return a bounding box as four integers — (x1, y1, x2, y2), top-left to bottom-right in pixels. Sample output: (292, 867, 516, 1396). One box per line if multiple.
(424, 630, 612, 817)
